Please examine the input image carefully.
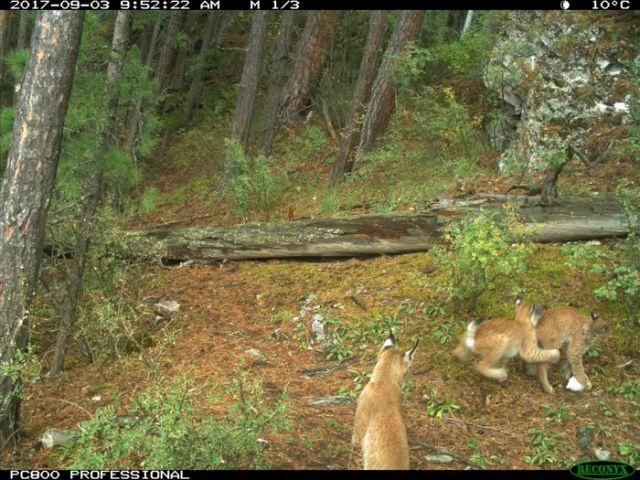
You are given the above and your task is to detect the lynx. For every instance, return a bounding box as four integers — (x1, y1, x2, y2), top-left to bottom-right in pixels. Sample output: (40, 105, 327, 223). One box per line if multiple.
(350, 333, 418, 470)
(524, 307, 609, 394)
(452, 298, 561, 382)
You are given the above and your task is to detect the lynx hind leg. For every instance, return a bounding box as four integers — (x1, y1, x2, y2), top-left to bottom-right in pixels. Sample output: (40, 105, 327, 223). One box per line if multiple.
(521, 339, 561, 364)
(567, 342, 592, 390)
(475, 350, 508, 382)
(536, 363, 555, 394)
(561, 359, 573, 380)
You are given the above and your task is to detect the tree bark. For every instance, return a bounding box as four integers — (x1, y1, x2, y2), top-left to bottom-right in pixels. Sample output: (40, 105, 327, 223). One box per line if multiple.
(16, 12, 29, 50)
(461, 10, 474, 37)
(155, 11, 186, 96)
(329, 11, 387, 185)
(358, 11, 425, 156)
(261, 10, 295, 157)
(127, 16, 162, 156)
(280, 11, 332, 121)
(0, 11, 84, 450)
(232, 11, 268, 153)
(0, 11, 10, 93)
(117, 196, 630, 264)
(180, 13, 223, 128)
(49, 11, 130, 377)
(144, 16, 162, 67)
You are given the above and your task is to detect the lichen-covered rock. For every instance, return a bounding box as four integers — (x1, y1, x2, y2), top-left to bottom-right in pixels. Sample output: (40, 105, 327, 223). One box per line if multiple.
(39, 428, 76, 448)
(485, 12, 636, 171)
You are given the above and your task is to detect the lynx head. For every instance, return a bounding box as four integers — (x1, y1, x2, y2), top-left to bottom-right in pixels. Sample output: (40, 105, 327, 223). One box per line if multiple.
(587, 312, 609, 344)
(514, 297, 544, 327)
(373, 331, 419, 385)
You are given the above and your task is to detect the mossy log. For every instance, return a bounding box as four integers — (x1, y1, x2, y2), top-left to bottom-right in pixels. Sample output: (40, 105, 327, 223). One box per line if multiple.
(120, 195, 630, 264)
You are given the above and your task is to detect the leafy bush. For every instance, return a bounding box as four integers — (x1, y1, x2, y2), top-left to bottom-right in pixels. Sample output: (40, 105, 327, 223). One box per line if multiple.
(592, 185, 640, 313)
(409, 86, 488, 178)
(73, 252, 151, 364)
(425, 388, 461, 418)
(618, 441, 640, 467)
(432, 206, 531, 312)
(64, 374, 290, 469)
(523, 428, 563, 466)
(224, 138, 287, 220)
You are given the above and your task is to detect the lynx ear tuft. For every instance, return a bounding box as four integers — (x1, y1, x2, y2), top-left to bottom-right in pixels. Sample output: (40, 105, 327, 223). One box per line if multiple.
(405, 339, 419, 361)
(530, 303, 544, 327)
(383, 331, 396, 349)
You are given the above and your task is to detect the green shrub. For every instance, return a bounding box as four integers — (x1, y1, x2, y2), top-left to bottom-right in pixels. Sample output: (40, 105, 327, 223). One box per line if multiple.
(64, 374, 290, 469)
(224, 138, 287, 220)
(523, 428, 563, 466)
(432, 206, 531, 312)
(592, 185, 640, 314)
(425, 388, 461, 418)
(72, 232, 152, 364)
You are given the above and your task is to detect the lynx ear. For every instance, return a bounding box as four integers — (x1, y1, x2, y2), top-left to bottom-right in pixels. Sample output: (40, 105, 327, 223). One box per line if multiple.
(530, 303, 544, 327)
(591, 312, 599, 322)
(405, 339, 419, 361)
(515, 296, 523, 306)
(383, 330, 396, 349)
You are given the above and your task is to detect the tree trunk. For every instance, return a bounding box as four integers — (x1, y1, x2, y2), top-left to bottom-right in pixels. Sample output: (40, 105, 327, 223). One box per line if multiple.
(139, 15, 157, 65)
(280, 11, 332, 121)
(180, 13, 223, 128)
(49, 11, 130, 376)
(215, 12, 269, 191)
(0, 11, 84, 450)
(329, 11, 387, 185)
(358, 11, 425, 156)
(155, 11, 186, 96)
(261, 10, 295, 157)
(0, 11, 10, 93)
(232, 11, 268, 153)
(16, 12, 29, 50)
(116, 196, 629, 264)
(144, 16, 162, 67)
(126, 16, 162, 156)
(461, 10, 474, 37)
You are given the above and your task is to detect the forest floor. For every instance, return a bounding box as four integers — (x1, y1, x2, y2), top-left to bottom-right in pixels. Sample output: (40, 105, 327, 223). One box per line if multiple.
(6, 147, 640, 470)
(3, 86, 640, 469)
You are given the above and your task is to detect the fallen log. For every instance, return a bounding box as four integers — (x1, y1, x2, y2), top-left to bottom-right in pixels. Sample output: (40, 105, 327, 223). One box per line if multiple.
(118, 195, 631, 264)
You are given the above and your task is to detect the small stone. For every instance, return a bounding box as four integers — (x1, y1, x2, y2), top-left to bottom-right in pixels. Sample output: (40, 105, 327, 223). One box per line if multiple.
(91, 395, 102, 403)
(424, 454, 454, 464)
(257, 438, 268, 449)
(153, 300, 180, 318)
(576, 425, 594, 451)
(270, 328, 283, 341)
(311, 314, 326, 344)
(593, 446, 611, 460)
(39, 428, 76, 448)
(245, 348, 267, 363)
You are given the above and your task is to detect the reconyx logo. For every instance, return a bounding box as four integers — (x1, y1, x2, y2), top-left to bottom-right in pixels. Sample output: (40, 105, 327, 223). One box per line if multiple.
(571, 460, 636, 480)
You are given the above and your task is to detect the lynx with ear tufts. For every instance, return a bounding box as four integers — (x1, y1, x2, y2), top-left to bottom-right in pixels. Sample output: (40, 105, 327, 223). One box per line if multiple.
(452, 298, 561, 382)
(523, 307, 609, 394)
(351, 332, 418, 470)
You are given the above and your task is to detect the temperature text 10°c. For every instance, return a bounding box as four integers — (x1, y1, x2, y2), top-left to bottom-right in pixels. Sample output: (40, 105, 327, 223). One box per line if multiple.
(592, 0, 631, 8)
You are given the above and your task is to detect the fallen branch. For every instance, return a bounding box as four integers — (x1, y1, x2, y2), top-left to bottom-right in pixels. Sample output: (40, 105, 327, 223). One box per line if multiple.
(298, 356, 358, 377)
